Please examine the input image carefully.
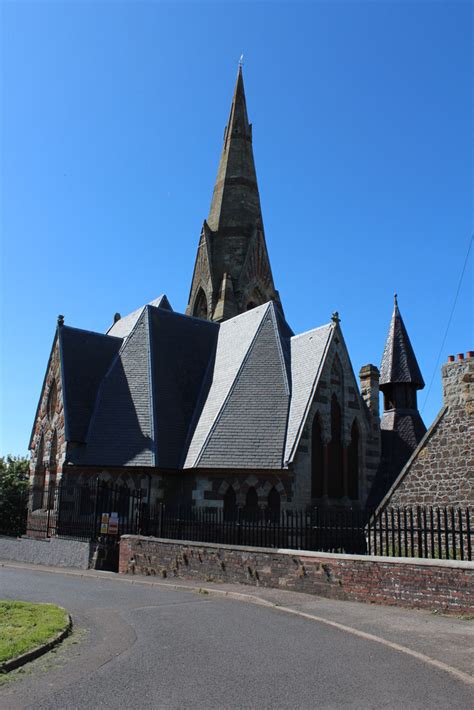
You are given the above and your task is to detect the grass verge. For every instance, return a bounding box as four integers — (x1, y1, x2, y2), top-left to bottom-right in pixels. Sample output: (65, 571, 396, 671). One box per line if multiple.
(0, 600, 69, 665)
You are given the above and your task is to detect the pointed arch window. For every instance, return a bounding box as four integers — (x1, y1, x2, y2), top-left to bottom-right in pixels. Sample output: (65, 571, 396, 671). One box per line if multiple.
(47, 380, 57, 420)
(223, 486, 237, 522)
(193, 288, 208, 319)
(267, 487, 280, 523)
(244, 486, 259, 521)
(33, 434, 45, 510)
(328, 395, 344, 498)
(311, 414, 324, 498)
(348, 421, 359, 500)
(46, 430, 58, 509)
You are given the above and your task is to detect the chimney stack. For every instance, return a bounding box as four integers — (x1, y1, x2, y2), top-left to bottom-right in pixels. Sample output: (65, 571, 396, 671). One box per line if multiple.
(442, 351, 474, 410)
(359, 364, 380, 421)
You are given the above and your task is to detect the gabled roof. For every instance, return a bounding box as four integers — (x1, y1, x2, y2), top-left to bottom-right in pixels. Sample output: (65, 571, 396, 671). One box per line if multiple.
(59, 325, 123, 443)
(149, 307, 218, 468)
(106, 294, 172, 339)
(186, 302, 291, 469)
(284, 323, 334, 464)
(60, 297, 341, 470)
(380, 296, 424, 388)
(76, 308, 155, 466)
(183, 302, 272, 467)
(74, 304, 217, 468)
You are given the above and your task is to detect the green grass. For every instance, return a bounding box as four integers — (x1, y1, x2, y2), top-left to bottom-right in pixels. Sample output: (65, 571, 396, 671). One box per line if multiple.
(0, 600, 69, 665)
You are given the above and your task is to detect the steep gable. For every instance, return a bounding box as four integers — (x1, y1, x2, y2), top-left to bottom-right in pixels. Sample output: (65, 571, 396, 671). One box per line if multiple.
(148, 307, 218, 469)
(284, 323, 334, 464)
(77, 308, 154, 466)
(59, 326, 122, 442)
(196, 303, 290, 469)
(183, 303, 270, 467)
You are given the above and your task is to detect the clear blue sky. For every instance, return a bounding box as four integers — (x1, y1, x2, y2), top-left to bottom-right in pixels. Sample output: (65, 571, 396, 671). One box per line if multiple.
(1, 1, 473, 455)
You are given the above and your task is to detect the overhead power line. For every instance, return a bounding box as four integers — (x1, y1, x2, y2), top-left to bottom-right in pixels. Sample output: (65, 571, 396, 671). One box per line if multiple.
(421, 234, 473, 415)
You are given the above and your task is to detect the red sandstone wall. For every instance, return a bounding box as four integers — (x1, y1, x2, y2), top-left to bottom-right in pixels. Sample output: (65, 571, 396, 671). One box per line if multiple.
(119, 536, 474, 614)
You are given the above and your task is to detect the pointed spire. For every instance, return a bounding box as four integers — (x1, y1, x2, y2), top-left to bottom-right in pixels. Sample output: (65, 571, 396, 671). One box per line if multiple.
(207, 66, 262, 232)
(380, 296, 424, 388)
(186, 67, 281, 322)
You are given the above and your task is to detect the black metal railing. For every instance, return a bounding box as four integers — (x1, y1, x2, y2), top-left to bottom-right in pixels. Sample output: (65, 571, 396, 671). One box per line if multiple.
(367, 505, 472, 561)
(1, 480, 472, 561)
(142, 505, 370, 554)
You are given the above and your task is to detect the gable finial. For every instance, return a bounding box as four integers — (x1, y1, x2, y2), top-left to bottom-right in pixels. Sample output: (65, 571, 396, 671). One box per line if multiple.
(331, 311, 340, 325)
(57, 314, 64, 327)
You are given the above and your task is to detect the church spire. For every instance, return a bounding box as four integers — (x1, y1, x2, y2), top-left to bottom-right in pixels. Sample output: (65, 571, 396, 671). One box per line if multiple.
(207, 65, 261, 232)
(186, 66, 282, 322)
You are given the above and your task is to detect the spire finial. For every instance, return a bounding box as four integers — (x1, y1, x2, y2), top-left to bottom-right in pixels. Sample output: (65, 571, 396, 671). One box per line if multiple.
(394, 292, 398, 307)
(238, 53, 244, 68)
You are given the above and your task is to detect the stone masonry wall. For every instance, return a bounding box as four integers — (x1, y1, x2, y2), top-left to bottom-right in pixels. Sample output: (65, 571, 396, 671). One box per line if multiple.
(380, 357, 473, 508)
(291, 327, 380, 508)
(29, 334, 66, 494)
(119, 536, 474, 614)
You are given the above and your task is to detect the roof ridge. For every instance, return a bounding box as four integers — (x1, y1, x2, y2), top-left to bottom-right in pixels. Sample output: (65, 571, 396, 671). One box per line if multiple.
(145, 306, 157, 466)
(268, 303, 291, 397)
(285, 324, 335, 464)
(291, 322, 333, 341)
(63, 324, 123, 341)
(84, 306, 150, 445)
(193, 303, 271, 467)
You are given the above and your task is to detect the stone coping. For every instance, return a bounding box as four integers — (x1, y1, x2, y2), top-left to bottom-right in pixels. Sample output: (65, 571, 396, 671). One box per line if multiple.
(121, 535, 474, 570)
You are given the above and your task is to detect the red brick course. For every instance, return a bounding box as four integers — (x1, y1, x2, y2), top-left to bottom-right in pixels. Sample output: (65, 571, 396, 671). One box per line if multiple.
(119, 536, 474, 614)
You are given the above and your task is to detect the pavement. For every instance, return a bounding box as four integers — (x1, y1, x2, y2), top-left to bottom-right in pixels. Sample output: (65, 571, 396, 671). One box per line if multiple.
(0, 561, 473, 709)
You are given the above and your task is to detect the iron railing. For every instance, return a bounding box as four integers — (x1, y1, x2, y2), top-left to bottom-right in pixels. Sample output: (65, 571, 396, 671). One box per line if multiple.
(1, 480, 472, 561)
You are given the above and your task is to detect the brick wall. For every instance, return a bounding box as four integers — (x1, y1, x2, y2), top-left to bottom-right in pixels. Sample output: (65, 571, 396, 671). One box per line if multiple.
(119, 536, 474, 614)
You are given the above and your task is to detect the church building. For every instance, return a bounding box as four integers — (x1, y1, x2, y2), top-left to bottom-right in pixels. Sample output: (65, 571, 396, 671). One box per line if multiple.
(28, 67, 426, 516)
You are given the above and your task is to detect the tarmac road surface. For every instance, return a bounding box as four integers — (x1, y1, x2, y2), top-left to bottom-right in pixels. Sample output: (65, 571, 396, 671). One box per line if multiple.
(0, 564, 472, 709)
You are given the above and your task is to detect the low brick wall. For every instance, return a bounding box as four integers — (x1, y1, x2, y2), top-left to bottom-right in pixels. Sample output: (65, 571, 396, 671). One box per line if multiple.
(120, 536, 474, 614)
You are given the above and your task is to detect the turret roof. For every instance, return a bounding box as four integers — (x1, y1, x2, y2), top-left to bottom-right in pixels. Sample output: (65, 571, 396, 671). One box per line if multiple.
(379, 295, 424, 389)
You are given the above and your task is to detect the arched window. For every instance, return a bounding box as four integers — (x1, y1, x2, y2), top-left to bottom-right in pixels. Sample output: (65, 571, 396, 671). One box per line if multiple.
(223, 486, 237, 522)
(49, 430, 58, 470)
(348, 421, 359, 500)
(33, 435, 45, 510)
(193, 288, 208, 319)
(46, 430, 58, 509)
(311, 414, 324, 498)
(328, 395, 344, 498)
(47, 380, 57, 420)
(267, 487, 280, 523)
(244, 487, 259, 520)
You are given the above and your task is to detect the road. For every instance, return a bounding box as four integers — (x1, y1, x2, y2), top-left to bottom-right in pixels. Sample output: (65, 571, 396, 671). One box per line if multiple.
(0, 564, 472, 709)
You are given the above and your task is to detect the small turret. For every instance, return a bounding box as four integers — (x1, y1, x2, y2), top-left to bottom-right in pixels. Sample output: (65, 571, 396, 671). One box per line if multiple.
(368, 295, 426, 507)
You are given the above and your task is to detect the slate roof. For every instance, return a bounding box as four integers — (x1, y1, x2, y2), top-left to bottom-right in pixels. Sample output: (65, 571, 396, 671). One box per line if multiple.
(284, 324, 334, 464)
(367, 410, 427, 508)
(106, 295, 172, 339)
(60, 297, 336, 470)
(59, 326, 123, 443)
(380, 297, 424, 388)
